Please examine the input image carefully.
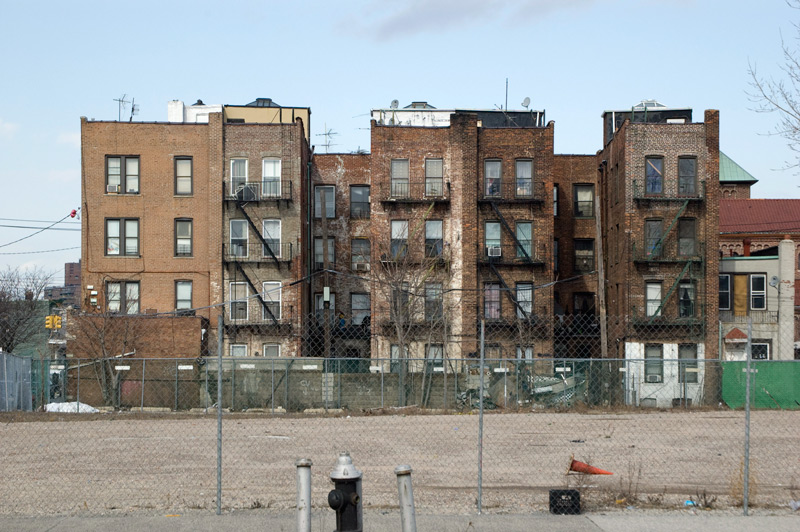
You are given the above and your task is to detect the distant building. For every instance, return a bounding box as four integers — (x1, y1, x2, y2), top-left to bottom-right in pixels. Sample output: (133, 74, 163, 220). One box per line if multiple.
(45, 261, 81, 308)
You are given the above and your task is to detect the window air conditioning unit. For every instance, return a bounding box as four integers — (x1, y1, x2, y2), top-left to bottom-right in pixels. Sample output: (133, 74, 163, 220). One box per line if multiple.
(646, 374, 662, 384)
(354, 262, 370, 272)
(107, 185, 120, 193)
(487, 246, 502, 257)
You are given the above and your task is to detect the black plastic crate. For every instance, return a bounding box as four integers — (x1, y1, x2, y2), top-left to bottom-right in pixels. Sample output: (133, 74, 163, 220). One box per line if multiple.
(549, 489, 580, 514)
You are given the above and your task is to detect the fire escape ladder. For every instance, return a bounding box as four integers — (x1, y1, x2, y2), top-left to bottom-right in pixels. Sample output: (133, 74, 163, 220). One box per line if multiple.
(490, 202, 532, 262)
(652, 199, 689, 255)
(234, 261, 277, 324)
(236, 203, 279, 266)
(488, 260, 528, 318)
(648, 259, 692, 325)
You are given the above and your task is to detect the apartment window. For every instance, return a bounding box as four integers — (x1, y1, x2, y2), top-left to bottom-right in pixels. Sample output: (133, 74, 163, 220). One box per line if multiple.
(350, 186, 370, 218)
(679, 344, 698, 384)
(485, 160, 501, 197)
(645, 156, 663, 195)
(574, 239, 594, 271)
(426, 344, 444, 368)
(678, 218, 696, 256)
(262, 344, 280, 357)
(516, 283, 532, 318)
(751, 341, 770, 360)
(391, 159, 409, 197)
(646, 282, 662, 317)
(175, 157, 192, 195)
(574, 292, 595, 315)
(719, 274, 731, 310)
(425, 220, 443, 258)
(644, 344, 663, 383)
(553, 239, 559, 272)
(391, 220, 408, 259)
(553, 184, 559, 216)
(425, 158, 444, 196)
(262, 158, 281, 198)
(351, 293, 370, 325)
(314, 237, 335, 270)
(485, 221, 501, 256)
(645, 219, 663, 258)
(678, 157, 697, 196)
(262, 281, 281, 320)
(175, 281, 192, 311)
(515, 159, 532, 197)
(351, 239, 370, 271)
(230, 282, 248, 320)
(425, 283, 443, 321)
(516, 222, 532, 259)
(107, 281, 139, 314)
(750, 274, 766, 310)
(262, 219, 281, 258)
(314, 293, 336, 324)
(573, 184, 594, 217)
(106, 218, 139, 256)
(230, 159, 249, 197)
(106, 156, 139, 194)
(230, 344, 247, 357)
(678, 281, 696, 318)
(392, 283, 410, 321)
(230, 220, 248, 257)
(175, 219, 192, 256)
(484, 282, 501, 319)
(516, 346, 534, 362)
(315, 185, 335, 218)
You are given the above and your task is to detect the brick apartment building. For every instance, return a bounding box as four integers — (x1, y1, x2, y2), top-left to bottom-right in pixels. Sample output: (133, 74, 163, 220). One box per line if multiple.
(79, 97, 731, 372)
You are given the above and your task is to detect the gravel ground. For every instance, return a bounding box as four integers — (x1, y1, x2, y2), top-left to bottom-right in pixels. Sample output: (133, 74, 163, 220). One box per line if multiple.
(1, 409, 797, 515)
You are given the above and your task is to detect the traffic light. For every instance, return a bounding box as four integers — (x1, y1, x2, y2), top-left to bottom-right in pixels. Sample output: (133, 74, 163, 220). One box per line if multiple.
(54, 316, 62, 329)
(45, 316, 53, 329)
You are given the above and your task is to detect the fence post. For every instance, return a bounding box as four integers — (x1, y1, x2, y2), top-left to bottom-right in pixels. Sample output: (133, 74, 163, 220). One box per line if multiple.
(743, 317, 753, 516)
(295, 458, 313, 532)
(478, 319, 485, 514)
(141, 359, 146, 411)
(216, 309, 223, 516)
(271, 358, 275, 414)
(76, 361, 81, 412)
(204, 362, 209, 411)
(380, 360, 384, 409)
(174, 359, 179, 411)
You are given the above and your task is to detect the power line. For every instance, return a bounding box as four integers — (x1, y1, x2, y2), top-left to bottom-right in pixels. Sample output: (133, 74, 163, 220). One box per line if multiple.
(0, 217, 81, 225)
(0, 209, 79, 249)
(0, 224, 80, 232)
(0, 246, 81, 255)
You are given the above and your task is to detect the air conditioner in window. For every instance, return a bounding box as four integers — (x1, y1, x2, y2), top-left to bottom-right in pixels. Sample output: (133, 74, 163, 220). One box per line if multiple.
(646, 375, 662, 384)
(354, 262, 370, 272)
(487, 246, 502, 257)
(107, 185, 120, 193)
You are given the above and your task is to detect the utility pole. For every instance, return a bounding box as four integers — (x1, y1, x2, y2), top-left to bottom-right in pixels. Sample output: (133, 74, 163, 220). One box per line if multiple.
(596, 163, 608, 359)
(320, 189, 331, 360)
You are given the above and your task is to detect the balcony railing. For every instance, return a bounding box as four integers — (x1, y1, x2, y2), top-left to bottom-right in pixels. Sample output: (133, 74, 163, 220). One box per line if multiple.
(478, 243, 543, 265)
(479, 180, 545, 203)
(632, 180, 705, 201)
(224, 242, 294, 262)
(382, 180, 451, 202)
(719, 310, 779, 324)
(632, 241, 705, 263)
(224, 180, 292, 201)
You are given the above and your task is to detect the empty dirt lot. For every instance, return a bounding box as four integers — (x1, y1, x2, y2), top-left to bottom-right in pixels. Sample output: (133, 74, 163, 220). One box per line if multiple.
(1, 409, 797, 515)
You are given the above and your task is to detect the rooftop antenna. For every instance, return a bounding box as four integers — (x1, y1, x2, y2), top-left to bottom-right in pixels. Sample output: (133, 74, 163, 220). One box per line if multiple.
(113, 94, 130, 121)
(315, 123, 338, 153)
(129, 98, 140, 122)
(390, 99, 399, 109)
(505, 78, 508, 111)
(521, 97, 530, 109)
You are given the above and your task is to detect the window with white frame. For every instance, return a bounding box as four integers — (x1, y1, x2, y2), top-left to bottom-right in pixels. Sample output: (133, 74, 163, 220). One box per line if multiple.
(426, 344, 444, 368)
(515, 159, 532, 197)
(175, 157, 192, 195)
(646, 282, 662, 317)
(351, 293, 370, 325)
(516, 283, 532, 318)
(425, 158, 443, 196)
(230, 282, 248, 320)
(679, 344, 698, 383)
(391, 220, 408, 259)
(175, 280, 192, 310)
(262, 158, 281, 198)
(231, 159, 249, 198)
(262, 219, 281, 258)
(107, 281, 139, 314)
(644, 344, 663, 383)
(262, 344, 280, 357)
(351, 238, 370, 270)
(391, 159, 409, 197)
(485, 221, 501, 256)
(484, 160, 501, 197)
(516, 346, 534, 362)
(750, 274, 766, 310)
(106, 218, 139, 256)
(751, 341, 770, 360)
(719, 274, 731, 310)
(314, 292, 335, 325)
(230, 344, 247, 357)
(230, 220, 248, 257)
(106, 156, 139, 194)
(262, 281, 281, 320)
(315, 185, 335, 218)
(425, 220, 443, 258)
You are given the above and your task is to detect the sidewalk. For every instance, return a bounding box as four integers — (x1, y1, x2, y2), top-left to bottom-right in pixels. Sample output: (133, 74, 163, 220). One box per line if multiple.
(0, 509, 797, 532)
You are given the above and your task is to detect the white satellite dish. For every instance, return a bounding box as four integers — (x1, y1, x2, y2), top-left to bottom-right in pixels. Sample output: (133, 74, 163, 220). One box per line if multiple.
(769, 275, 780, 287)
(521, 97, 530, 109)
(390, 99, 399, 109)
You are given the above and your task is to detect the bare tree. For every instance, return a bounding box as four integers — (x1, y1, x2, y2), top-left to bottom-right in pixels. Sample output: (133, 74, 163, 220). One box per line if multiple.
(748, 0, 800, 169)
(0, 266, 53, 354)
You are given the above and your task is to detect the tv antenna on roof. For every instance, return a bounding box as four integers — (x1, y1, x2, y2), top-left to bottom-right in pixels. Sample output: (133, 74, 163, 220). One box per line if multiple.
(129, 98, 140, 122)
(390, 99, 399, 109)
(521, 97, 530, 109)
(113, 94, 130, 121)
(315, 123, 338, 153)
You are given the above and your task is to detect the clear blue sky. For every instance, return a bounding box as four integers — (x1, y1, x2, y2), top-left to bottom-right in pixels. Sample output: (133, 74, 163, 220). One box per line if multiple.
(1, 0, 798, 281)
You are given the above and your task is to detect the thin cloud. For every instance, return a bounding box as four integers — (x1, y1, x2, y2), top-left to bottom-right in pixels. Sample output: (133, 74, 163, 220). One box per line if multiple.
(46, 169, 79, 184)
(347, 0, 598, 41)
(0, 118, 18, 138)
(57, 132, 81, 148)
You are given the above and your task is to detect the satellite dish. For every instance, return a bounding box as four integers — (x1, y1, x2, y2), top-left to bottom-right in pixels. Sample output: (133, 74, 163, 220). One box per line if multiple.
(390, 99, 399, 109)
(769, 275, 780, 287)
(521, 97, 530, 109)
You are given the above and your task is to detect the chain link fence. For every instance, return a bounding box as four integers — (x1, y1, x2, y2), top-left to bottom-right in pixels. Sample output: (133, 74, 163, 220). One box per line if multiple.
(0, 314, 798, 516)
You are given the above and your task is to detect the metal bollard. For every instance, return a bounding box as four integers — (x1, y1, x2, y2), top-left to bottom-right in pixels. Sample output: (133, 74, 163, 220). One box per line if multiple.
(327, 451, 363, 532)
(295, 458, 313, 532)
(395, 465, 417, 532)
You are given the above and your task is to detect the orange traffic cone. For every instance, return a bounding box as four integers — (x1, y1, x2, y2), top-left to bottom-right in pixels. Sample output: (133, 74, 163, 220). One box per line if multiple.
(567, 454, 613, 475)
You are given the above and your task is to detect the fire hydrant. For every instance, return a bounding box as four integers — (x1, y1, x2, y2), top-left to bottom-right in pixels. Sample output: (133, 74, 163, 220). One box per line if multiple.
(327, 451, 363, 532)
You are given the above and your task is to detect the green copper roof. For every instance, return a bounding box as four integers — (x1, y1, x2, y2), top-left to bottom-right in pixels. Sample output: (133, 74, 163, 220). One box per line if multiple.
(720, 152, 758, 183)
